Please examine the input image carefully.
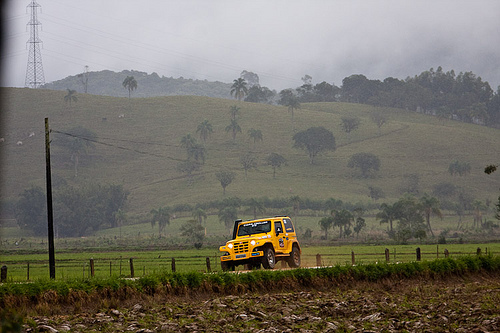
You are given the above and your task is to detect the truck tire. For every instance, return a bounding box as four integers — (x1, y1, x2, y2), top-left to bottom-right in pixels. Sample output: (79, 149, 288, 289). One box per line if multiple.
(262, 247, 275, 269)
(221, 261, 234, 271)
(251, 261, 261, 270)
(287, 246, 301, 268)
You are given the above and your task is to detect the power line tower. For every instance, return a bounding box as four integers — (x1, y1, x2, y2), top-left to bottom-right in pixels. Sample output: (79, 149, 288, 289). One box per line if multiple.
(25, 0, 45, 88)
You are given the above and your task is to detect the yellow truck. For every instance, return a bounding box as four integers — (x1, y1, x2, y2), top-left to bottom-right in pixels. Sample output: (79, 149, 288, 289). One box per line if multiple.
(219, 216, 301, 270)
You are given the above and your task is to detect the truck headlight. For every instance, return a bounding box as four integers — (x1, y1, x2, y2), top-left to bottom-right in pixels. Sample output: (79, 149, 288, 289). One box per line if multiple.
(228, 243, 233, 249)
(250, 240, 256, 246)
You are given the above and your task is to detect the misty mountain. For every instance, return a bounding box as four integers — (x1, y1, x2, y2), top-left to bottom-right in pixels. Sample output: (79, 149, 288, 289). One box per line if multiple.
(41, 70, 233, 99)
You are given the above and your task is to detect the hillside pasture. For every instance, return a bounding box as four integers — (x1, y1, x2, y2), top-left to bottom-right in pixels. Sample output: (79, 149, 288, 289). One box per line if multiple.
(1, 88, 499, 216)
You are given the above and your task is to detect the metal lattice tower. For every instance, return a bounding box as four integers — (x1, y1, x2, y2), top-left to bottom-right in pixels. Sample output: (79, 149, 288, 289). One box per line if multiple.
(25, 0, 45, 88)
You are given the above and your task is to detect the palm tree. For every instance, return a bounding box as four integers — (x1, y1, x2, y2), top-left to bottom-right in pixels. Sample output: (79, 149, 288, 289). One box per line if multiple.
(333, 209, 354, 238)
(229, 105, 241, 120)
(230, 78, 248, 101)
(286, 96, 301, 121)
(248, 128, 263, 146)
(290, 196, 301, 217)
(196, 120, 213, 143)
(64, 89, 78, 107)
(150, 206, 171, 237)
(192, 207, 207, 225)
(54, 126, 96, 178)
(318, 216, 334, 240)
(189, 143, 207, 164)
(376, 203, 397, 233)
(114, 209, 127, 239)
(218, 206, 238, 231)
(419, 194, 442, 237)
(180, 134, 206, 164)
(278, 89, 301, 124)
(225, 119, 242, 141)
(471, 200, 486, 229)
(180, 133, 196, 152)
(176, 159, 201, 184)
(245, 198, 265, 219)
(122, 76, 137, 99)
(324, 198, 343, 214)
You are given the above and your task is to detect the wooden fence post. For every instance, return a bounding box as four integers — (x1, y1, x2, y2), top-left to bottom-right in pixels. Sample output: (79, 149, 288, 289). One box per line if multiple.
(90, 258, 95, 278)
(385, 248, 390, 262)
(351, 251, 355, 266)
(444, 249, 449, 258)
(477, 247, 481, 255)
(129, 258, 134, 278)
(171, 258, 176, 273)
(316, 254, 322, 267)
(206, 257, 211, 272)
(110, 261, 112, 277)
(1, 265, 7, 282)
(27, 262, 30, 281)
(416, 247, 421, 261)
(436, 244, 439, 258)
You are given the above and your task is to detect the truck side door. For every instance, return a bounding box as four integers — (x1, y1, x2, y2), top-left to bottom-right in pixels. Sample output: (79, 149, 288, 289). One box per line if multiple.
(273, 220, 288, 253)
(282, 218, 295, 252)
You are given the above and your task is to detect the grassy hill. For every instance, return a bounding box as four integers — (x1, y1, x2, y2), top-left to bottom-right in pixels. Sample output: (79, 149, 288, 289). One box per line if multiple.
(1, 87, 499, 221)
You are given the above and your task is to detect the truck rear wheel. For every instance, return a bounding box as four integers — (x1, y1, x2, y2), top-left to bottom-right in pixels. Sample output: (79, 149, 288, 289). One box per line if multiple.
(262, 247, 275, 269)
(287, 246, 301, 268)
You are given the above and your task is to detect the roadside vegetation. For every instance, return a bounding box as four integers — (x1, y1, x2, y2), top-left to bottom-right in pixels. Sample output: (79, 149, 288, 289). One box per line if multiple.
(1, 254, 498, 299)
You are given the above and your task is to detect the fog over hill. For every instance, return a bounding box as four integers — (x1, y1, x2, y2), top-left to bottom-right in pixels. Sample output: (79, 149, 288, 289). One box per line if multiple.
(41, 70, 233, 99)
(3, 1, 499, 91)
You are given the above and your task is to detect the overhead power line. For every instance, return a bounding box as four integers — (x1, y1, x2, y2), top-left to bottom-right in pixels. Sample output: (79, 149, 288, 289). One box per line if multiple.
(50, 128, 495, 193)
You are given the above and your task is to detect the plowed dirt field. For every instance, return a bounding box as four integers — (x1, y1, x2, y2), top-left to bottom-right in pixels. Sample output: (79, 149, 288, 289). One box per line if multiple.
(22, 273, 500, 332)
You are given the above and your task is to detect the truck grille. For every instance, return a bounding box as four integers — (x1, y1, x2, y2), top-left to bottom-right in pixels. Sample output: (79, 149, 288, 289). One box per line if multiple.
(233, 241, 249, 254)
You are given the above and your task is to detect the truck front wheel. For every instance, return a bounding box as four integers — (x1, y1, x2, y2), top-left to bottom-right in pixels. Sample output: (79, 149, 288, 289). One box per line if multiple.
(262, 247, 275, 269)
(221, 261, 234, 271)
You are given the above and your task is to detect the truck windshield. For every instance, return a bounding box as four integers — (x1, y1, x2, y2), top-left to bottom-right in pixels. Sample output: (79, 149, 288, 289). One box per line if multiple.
(237, 221, 271, 236)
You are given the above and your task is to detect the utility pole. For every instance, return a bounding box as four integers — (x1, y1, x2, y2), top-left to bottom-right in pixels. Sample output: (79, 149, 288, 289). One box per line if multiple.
(25, 0, 45, 88)
(78, 65, 89, 93)
(45, 118, 55, 279)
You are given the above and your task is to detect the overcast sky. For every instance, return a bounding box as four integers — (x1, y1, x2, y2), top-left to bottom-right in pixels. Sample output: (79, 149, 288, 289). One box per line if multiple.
(2, 0, 500, 91)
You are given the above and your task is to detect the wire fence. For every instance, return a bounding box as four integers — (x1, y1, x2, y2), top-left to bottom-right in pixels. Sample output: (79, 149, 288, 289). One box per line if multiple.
(1, 246, 496, 282)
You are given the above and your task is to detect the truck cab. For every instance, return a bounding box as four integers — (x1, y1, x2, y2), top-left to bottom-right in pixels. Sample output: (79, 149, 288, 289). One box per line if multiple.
(219, 216, 301, 270)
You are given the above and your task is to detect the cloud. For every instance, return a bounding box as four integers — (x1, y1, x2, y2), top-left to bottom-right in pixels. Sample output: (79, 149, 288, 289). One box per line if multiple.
(3, 0, 500, 90)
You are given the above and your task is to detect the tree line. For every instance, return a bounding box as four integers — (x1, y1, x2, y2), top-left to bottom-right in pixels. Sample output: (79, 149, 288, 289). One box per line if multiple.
(60, 67, 500, 128)
(15, 184, 498, 243)
(235, 67, 500, 128)
(15, 184, 128, 237)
